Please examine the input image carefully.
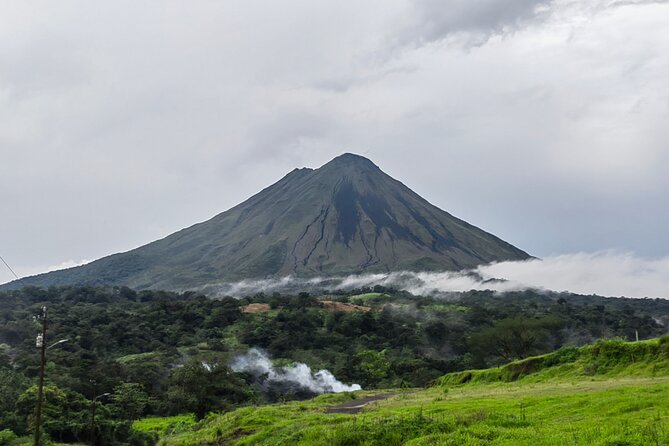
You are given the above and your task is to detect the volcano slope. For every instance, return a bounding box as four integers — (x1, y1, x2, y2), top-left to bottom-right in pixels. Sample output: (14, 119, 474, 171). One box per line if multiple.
(4, 153, 529, 291)
(155, 337, 669, 446)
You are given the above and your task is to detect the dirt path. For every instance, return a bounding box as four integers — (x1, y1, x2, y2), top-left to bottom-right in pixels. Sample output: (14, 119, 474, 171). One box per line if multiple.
(326, 392, 398, 414)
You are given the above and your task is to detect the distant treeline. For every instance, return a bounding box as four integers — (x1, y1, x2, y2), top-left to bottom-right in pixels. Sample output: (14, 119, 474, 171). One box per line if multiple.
(0, 285, 667, 445)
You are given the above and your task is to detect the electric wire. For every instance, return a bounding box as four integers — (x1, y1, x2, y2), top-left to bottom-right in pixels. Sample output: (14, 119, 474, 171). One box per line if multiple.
(0, 254, 19, 279)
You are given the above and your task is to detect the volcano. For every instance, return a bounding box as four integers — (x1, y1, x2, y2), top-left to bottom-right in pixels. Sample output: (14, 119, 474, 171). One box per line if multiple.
(5, 154, 530, 290)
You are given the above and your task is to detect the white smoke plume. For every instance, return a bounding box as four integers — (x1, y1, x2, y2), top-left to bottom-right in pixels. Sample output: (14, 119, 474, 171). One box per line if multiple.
(230, 348, 361, 394)
(203, 252, 669, 299)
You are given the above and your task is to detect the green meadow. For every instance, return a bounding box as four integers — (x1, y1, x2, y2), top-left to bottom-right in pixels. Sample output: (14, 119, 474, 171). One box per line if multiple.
(154, 338, 669, 446)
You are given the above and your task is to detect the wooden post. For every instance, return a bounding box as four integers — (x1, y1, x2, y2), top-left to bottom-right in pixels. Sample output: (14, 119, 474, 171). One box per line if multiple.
(90, 380, 97, 446)
(90, 397, 97, 446)
(34, 306, 47, 446)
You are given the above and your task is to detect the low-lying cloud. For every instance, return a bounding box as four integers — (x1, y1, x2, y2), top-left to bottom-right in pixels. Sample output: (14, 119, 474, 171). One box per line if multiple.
(230, 348, 361, 394)
(480, 252, 669, 298)
(203, 252, 669, 299)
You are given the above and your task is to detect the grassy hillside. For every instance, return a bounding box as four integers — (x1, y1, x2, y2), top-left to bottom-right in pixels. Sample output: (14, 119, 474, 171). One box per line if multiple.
(439, 337, 669, 386)
(157, 337, 669, 446)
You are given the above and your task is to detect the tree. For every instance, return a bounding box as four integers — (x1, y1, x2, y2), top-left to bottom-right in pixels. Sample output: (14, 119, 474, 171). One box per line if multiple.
(111, 383, 149, 421)
(166, 359, 253, 419)
(0, 368, 30, 434)
(424, 320, 448, 343)
(15, 385, 89, 443)
(470, 317, 563, 363)
(354, 350, 390, 387)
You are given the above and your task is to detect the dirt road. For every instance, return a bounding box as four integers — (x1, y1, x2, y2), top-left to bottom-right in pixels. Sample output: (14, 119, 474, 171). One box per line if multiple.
(325, 392, 398, 414)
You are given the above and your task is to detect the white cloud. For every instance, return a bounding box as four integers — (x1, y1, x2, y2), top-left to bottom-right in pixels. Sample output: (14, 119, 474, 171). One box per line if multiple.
(479, 252, 669, 298)
(203, 252, 669, 299)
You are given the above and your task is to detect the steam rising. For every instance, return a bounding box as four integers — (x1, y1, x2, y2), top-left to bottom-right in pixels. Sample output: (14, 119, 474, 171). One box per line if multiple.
(230, 348, 361, 394)
(203, 252, 669, 299)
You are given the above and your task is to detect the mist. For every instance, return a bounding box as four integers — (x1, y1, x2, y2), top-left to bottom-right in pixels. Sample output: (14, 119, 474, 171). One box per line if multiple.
(230, 348, 361, 396)
(203, 252, 669, 299)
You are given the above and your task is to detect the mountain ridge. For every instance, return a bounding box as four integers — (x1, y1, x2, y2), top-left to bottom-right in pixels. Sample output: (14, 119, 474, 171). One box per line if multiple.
(2, 153, 530, 291)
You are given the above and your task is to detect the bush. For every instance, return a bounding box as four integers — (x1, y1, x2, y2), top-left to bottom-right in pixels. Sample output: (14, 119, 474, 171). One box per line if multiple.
(502, 357, 544, 381)
(126, 429, 158, 446)
(588, 339, 658, 370)
(544, 346, 580, 366)
(0, 430, 17, 446)
(659, 335, 669, 358)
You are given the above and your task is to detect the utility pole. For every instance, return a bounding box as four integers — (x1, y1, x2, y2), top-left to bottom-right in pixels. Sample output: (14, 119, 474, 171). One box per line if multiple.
(89, 380, 110, 446)
(34, 306, 47, 446)
(89, 380, 97, 446)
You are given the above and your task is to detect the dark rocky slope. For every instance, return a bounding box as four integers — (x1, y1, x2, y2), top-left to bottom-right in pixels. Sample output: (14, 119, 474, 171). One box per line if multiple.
(4, 154, 529, 290)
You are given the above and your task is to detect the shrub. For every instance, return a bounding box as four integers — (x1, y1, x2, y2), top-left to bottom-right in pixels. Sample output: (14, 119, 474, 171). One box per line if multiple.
(544, 346, 581, 366)
(0, 430, 17, 446)
(659, 335, 669, 358)
(502, 356, 546, 381)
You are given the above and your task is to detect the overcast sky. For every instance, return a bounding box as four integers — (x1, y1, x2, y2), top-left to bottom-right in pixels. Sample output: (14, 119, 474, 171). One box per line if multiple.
(1, 0, 669, 285)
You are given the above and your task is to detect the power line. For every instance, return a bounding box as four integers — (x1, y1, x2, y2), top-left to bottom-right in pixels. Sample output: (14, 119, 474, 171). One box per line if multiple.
(0, 254, 19, 279)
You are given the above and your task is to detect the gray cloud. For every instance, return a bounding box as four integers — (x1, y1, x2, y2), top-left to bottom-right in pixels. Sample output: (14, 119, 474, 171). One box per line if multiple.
(1, 0, 668, 284)
(608, 0, 669, 7)
(400, 0, 553, 46)
(395, 0, 669, 49)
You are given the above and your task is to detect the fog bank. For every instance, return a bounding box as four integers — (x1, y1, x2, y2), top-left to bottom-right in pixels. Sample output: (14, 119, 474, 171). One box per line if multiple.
(203, 252, 669, 299)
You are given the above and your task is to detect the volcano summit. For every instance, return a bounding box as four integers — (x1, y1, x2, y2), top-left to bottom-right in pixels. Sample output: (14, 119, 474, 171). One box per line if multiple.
(5, 154, 530, 290)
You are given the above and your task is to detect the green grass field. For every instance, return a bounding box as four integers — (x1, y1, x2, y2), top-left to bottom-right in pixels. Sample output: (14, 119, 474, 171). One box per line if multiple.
(348, 293, 391, 304)
(153, 338, 669, 446)
(133, 415, 197, 436)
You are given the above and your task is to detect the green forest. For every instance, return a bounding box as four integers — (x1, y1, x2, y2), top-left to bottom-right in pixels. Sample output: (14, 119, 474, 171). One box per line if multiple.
(0, 285, 667, 445)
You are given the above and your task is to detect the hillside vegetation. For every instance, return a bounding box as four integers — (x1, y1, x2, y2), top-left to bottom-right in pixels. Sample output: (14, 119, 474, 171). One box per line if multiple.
(158, 337, 669, 446)
(0, 286, 667, 445)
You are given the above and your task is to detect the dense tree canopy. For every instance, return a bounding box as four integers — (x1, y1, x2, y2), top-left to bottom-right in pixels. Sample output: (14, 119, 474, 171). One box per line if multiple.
(0, 285, 666, 444)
